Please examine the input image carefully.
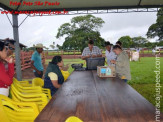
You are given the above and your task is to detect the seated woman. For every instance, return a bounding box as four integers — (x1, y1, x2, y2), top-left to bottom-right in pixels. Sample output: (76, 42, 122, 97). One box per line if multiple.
(44, 56, 64, 96)
(0, 41, 14, 96)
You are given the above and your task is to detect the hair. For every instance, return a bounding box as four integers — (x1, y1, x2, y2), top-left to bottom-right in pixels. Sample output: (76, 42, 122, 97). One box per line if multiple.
(0, 41, 5, 51)
(113, 45, 122, 50)
(88, 40, 94, 45)
(51, 56, 62, 65)
(116, 41, 122, 46)
(105, 41, 112, 46)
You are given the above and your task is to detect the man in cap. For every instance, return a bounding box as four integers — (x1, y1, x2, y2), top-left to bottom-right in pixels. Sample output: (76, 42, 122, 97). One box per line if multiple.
(105, 41, 117, 66)
(31, 43, 45, 78)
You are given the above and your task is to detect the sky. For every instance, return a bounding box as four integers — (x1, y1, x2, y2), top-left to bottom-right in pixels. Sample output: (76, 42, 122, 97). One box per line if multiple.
(0, 11, 157, 49)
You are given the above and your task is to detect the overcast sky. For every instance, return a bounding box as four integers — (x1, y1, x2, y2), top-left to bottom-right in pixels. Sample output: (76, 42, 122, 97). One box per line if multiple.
(0, 11, 157, 48)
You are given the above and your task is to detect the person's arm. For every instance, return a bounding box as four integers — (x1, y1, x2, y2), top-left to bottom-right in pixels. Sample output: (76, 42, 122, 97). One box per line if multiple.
(0, 62, 14, 86)
(51, 80, 61, 88)
(81, 48, 91, 60)
(31, 60, 42, 75)
(82, 55, 91, 60)
(96, 48, 102, 57)
(48, 72, 61, 88)
(112, 55, 125, 67)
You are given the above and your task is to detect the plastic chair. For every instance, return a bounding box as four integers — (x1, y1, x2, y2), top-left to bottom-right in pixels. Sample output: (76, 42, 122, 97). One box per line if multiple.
(32, 78, 44, 87)
(13, 77, 31, 87)
(65, 116, 83, 122)
(0, 95, 39, 122)
(13, 78, 52, 100)
(10, 84, 48, 111)
(61, 70, 70, 81)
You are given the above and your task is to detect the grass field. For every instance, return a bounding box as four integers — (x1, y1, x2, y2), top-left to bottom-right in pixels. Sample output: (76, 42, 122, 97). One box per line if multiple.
(46, 57, 163, 112)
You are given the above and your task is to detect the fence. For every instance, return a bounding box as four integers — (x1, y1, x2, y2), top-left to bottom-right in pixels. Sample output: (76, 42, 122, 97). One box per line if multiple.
(15, 51, 46, 71)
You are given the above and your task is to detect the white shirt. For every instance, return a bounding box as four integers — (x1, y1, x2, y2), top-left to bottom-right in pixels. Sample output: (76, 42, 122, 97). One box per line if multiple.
(105, 48, 117, 66)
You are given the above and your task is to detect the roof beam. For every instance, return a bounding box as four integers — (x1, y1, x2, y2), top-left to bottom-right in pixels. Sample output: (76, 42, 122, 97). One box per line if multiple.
(15, 0, 24, 11)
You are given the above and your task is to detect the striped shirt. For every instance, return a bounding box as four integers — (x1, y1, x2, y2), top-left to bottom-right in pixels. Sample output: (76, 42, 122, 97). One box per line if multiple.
(82, 46, 102, 56)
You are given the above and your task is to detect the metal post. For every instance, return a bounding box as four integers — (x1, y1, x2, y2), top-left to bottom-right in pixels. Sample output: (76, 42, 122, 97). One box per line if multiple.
(12, 14, 22, 80)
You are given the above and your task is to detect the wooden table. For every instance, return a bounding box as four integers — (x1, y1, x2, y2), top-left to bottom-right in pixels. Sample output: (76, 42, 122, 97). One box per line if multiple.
(35, 71, 158, 122)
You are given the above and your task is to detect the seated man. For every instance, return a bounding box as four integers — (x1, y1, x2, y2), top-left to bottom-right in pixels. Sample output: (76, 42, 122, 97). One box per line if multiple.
(81, 40, 102, 60)
(110, 45, 131, 82)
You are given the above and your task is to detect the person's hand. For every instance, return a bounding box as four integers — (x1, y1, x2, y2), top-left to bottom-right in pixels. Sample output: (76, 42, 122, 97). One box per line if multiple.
(110, 60, 116, 64)
(37, 70, 42, 75)
(59, 66, 63, 70)
(92, 55, 97, 58)
(86, 55, 91, 58)
(5, 57, 14, 63)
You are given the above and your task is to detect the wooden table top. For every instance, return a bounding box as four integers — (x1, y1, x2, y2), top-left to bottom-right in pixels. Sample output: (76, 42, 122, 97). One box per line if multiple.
(35, 71, 159, 122)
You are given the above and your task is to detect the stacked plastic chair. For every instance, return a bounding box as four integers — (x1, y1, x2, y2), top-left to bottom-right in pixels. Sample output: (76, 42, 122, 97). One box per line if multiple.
(0, 95, 39, 122)
(11, 78, 51, 111)
(13, 78, 51, 100)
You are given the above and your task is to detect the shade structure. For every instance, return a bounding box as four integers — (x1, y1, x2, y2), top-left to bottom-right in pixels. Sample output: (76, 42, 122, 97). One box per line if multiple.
(0, 0, 163, 12)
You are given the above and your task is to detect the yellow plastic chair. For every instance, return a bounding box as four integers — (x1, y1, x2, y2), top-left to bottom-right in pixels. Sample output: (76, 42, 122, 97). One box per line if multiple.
(61, 70, 70, 81)
(32, 78, 44, 87)
(65, 116, 83, 122)
(13, 78, 31, 87)
(13, 78, 52, 100)
(0, 95, 39, 122)
(10, 84, 48, 111)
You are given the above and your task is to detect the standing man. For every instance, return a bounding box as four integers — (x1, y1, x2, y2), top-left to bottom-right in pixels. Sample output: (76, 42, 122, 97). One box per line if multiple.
(31, 43, 44, 78)
(105, 41, 117, 66)
(110, 45, 131, 82)
(81, 40, 102, 60)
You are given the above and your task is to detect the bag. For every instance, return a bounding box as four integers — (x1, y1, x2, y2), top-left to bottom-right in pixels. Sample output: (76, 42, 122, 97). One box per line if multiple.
(71, 63, 86, 71)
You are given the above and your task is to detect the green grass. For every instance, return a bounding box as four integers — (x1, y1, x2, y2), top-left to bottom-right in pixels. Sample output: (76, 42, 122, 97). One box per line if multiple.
(131, 84, 163, 112)
(129, 57, 163, 84)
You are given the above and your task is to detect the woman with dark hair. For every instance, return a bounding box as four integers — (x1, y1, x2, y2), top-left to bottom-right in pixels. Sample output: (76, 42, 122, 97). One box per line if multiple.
(0, 41, 14, 96)
(44, 56, 64, 96)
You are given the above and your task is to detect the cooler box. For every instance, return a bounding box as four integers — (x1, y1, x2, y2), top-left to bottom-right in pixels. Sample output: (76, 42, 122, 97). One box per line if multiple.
(86, 57, 105, 70)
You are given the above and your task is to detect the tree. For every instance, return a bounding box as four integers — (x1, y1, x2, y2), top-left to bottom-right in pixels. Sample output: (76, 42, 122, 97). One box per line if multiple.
(56, 15, 105, 52)
(147, 8, 163, 41)
(132, 36, 149, 48)
(118, 36, 132, 48)
(50, 45, 55, 50)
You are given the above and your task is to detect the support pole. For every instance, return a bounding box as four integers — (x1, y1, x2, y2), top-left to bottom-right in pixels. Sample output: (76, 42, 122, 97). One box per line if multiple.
(12, 14, 22, 80)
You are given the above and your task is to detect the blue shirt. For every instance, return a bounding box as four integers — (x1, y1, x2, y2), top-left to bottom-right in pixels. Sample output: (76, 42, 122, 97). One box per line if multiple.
(31, 51, 43, 72)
